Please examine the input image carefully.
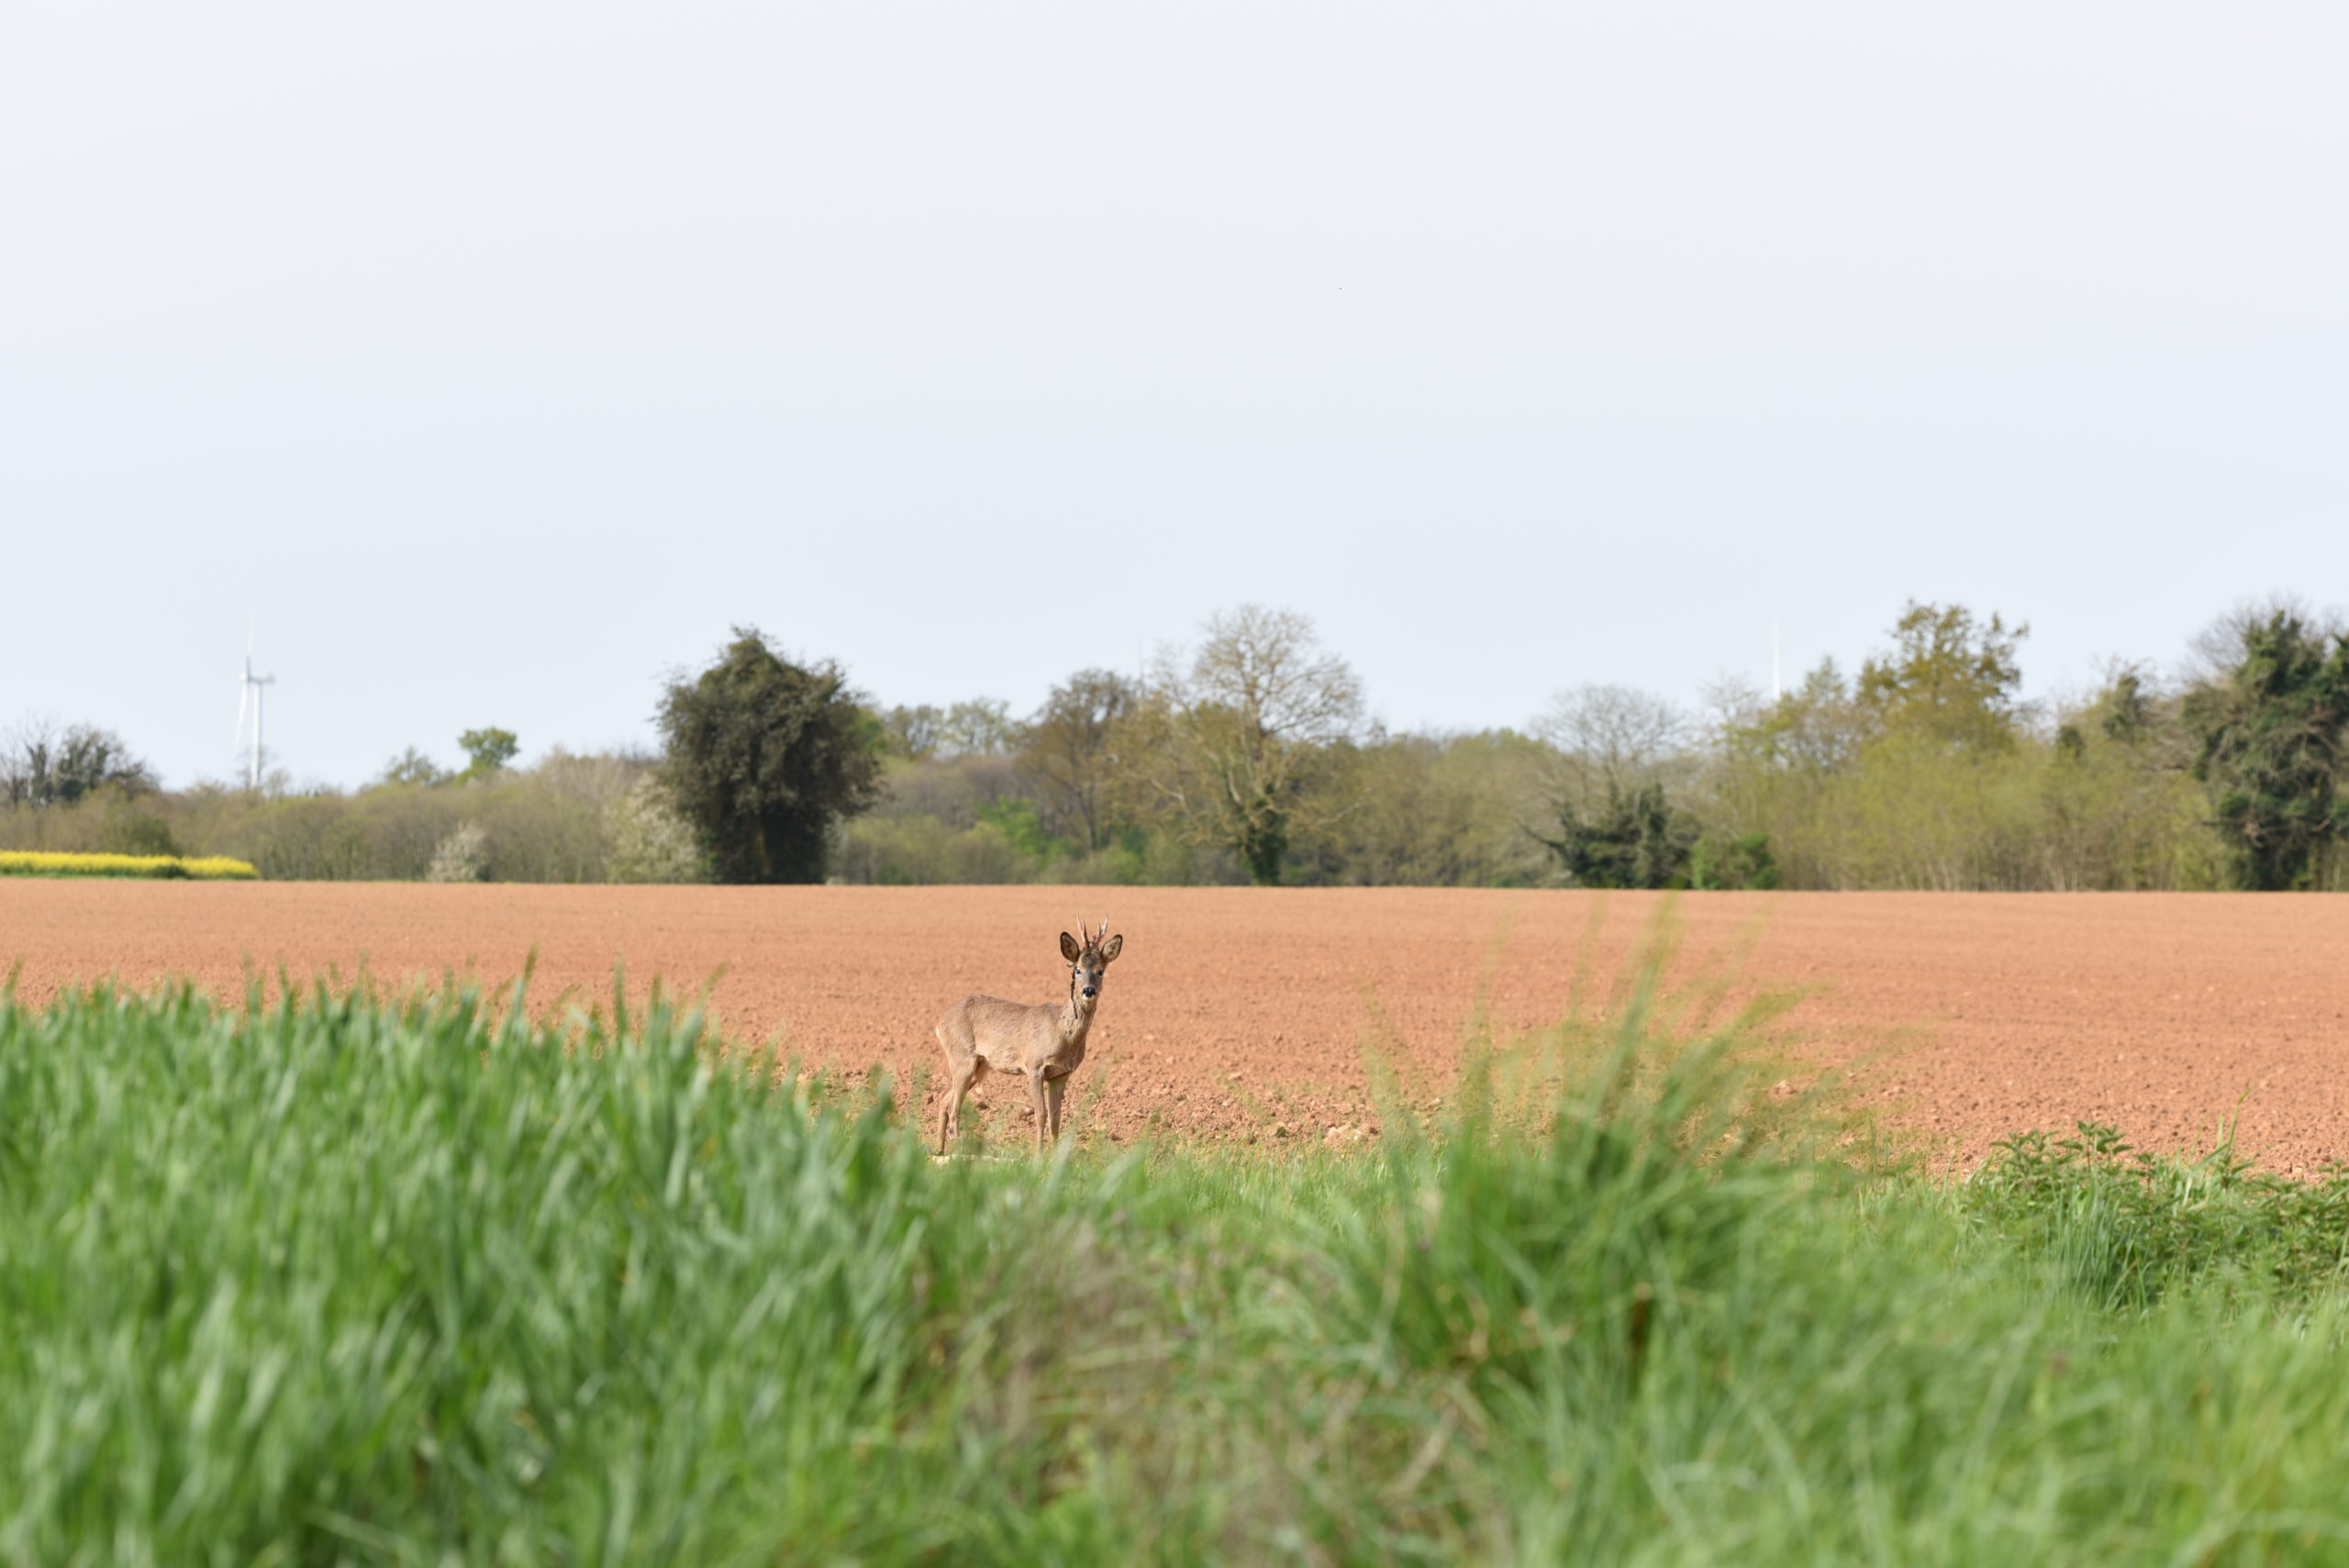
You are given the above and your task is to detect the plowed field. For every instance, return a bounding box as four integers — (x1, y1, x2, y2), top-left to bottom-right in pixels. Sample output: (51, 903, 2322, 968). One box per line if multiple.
(6, 883, 2346, 1169)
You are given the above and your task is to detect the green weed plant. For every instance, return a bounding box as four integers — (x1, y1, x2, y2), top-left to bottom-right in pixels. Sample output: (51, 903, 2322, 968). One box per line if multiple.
(1965, 1119, 2349, 1313)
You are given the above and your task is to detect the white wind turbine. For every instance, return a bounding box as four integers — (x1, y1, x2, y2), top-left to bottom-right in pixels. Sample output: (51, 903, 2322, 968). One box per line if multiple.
(235, 629, 276, 791)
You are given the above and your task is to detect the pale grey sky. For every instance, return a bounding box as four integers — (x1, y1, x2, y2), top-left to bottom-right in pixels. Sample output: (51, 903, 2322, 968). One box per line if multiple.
(5, 1, 2343, 786)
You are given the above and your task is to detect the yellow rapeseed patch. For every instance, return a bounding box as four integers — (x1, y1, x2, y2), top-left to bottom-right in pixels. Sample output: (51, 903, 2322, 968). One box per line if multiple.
(0, 851, 260, 881)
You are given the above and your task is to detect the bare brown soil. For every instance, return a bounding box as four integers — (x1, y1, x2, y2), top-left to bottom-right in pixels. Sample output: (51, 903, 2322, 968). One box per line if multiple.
(6, 884, 2347, 1169)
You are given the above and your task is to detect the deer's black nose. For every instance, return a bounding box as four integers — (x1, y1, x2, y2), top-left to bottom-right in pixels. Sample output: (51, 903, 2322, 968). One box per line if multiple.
(1083, 985, 1098, 998)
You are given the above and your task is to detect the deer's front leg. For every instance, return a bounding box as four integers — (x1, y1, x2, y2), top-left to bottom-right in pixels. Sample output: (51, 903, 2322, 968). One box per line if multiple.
(1045, 1076, 1066, 1143)
(1027, 1070, 1051, 1153)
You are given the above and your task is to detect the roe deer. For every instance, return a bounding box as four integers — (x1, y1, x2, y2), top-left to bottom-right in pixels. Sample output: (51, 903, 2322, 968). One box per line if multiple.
(935, 919, 1124, 1155)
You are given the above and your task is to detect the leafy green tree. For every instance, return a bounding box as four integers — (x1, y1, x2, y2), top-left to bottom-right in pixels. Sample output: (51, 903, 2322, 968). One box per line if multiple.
(377, 749, 449, 787)
(656, 628, 885, 884)
(2182, 609, 2349, 890)
(1019, 669, 1138, 852)
(974, 796, 1063, 862)
(1308, 729, 1554, 887)
(456, 728, 520, 782)
(935, 700, 1015, 758)
(1721, 661, 1872, 775)
(1856, 601, 2029, 750)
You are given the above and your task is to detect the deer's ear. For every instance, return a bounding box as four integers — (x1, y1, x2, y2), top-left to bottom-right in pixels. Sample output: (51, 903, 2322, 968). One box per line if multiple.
(1060, 931, 1082, 962)
(1099, 934, 1123, 963)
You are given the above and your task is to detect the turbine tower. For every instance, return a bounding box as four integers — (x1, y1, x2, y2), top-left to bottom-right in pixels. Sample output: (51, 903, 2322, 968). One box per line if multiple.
(235, 631, 275, 791)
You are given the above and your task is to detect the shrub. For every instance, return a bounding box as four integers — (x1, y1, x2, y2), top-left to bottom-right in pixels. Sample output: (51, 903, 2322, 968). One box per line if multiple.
(1689, 830, 1777, 890)
(425, 822, 490, 883)
(604, 780, 708, 884)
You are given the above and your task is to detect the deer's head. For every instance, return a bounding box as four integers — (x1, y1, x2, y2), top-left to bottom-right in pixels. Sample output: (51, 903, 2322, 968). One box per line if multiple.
(1060, 919, 1124, 1005)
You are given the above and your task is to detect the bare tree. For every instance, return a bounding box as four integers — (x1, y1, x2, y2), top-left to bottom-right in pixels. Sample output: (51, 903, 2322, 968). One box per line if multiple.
(2186, 594, 2348, 684)
(1135, 606, 1364, 884)
(1533, 684, 1687, 814)
(878, 704, 947, 761)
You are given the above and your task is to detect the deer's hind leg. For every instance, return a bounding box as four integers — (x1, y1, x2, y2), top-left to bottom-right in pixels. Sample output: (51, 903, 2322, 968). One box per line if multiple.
(936, 1040, 987, 1156)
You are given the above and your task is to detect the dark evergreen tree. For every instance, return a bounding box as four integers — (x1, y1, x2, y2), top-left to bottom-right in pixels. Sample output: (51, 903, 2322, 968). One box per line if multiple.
(1535, 782, 1697, 889)
(656, 628, 885, 884)
(1, 723, 156, 807)
(2099, 669, 2154, 745)
(2182, 610, 2349, 890)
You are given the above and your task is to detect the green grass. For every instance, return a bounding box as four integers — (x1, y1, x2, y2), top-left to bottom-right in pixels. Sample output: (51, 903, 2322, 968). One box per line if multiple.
(5, 953, 2349, 1564)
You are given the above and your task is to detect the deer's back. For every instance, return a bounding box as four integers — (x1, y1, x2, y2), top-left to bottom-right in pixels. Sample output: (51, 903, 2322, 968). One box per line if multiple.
(938, 994, 1063, 1069)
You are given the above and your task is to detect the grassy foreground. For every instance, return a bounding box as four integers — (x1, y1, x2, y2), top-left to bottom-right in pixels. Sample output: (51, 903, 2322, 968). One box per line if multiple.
(4, 964, 2349, 1565)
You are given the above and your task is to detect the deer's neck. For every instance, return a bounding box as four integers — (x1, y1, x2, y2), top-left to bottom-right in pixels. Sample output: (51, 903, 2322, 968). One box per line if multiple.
(1060, 988, 1098, 1043)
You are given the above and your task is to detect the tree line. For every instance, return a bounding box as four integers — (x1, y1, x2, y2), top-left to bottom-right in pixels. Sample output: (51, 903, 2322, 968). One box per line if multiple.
(6, 598, 2345, 891)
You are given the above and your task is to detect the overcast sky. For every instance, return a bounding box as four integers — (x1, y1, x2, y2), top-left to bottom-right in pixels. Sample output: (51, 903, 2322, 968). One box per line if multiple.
(5, 1, 2343, 787)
